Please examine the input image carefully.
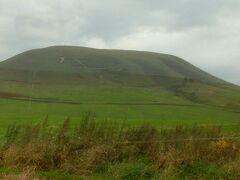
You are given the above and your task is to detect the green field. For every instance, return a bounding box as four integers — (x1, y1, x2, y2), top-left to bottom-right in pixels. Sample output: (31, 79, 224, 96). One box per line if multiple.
(0, 84, 239, 139)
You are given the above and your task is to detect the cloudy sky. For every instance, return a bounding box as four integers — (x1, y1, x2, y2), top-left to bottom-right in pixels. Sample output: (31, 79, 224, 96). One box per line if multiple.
(0, 0, 240, 84)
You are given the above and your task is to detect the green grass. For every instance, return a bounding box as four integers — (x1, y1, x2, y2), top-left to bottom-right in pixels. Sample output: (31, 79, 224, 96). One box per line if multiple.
(0, 97, 239, 140)
(0, 46, 225, 84)
(95, 159, 159, 179)
(178, 162, 227, 179)
(0, 80, 239, 139)
(0, 81, 191, 104)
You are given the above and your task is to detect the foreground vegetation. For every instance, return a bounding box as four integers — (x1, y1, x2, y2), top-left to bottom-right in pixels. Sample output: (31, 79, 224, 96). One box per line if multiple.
(0, 114, 240, 179)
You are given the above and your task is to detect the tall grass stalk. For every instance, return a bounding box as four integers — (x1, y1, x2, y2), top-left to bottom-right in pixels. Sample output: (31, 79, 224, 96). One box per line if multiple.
(0, 113, 240, 177)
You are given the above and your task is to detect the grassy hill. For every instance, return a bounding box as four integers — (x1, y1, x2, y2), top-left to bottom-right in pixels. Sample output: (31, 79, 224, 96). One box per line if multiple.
(0, 46, 225, 85)
(0, 46, 239, 134)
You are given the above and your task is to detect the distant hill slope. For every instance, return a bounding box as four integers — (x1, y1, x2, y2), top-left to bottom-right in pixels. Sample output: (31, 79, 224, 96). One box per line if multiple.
(0, 46, 240, 110)
(0, 46, 225, 86)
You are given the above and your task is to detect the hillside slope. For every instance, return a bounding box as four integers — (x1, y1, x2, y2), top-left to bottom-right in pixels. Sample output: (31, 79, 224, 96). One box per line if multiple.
(0, 46, 239, 125)
(0, 46, 225, 86)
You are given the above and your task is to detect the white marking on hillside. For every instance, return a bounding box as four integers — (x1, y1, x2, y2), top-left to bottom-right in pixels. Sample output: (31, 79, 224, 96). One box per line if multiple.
(60, 57, 65, 63)
(73, 59, 87, 68)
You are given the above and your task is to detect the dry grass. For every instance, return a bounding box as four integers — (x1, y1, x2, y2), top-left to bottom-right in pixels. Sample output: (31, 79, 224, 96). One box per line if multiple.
(0, 113, 240, 178)
(0, 169, 40, 180)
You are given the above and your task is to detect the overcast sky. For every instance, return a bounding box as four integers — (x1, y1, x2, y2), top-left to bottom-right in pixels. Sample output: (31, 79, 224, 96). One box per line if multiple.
(0, 0, 240, 84)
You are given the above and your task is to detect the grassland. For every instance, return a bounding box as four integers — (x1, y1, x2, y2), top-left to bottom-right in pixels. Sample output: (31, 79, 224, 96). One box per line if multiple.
(0, 46, 239, 179)
(0, 87, 239, 143)
(0, 71, 239, 139)
(0, 46, 225, 84)
(0, 80, 239, 128)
